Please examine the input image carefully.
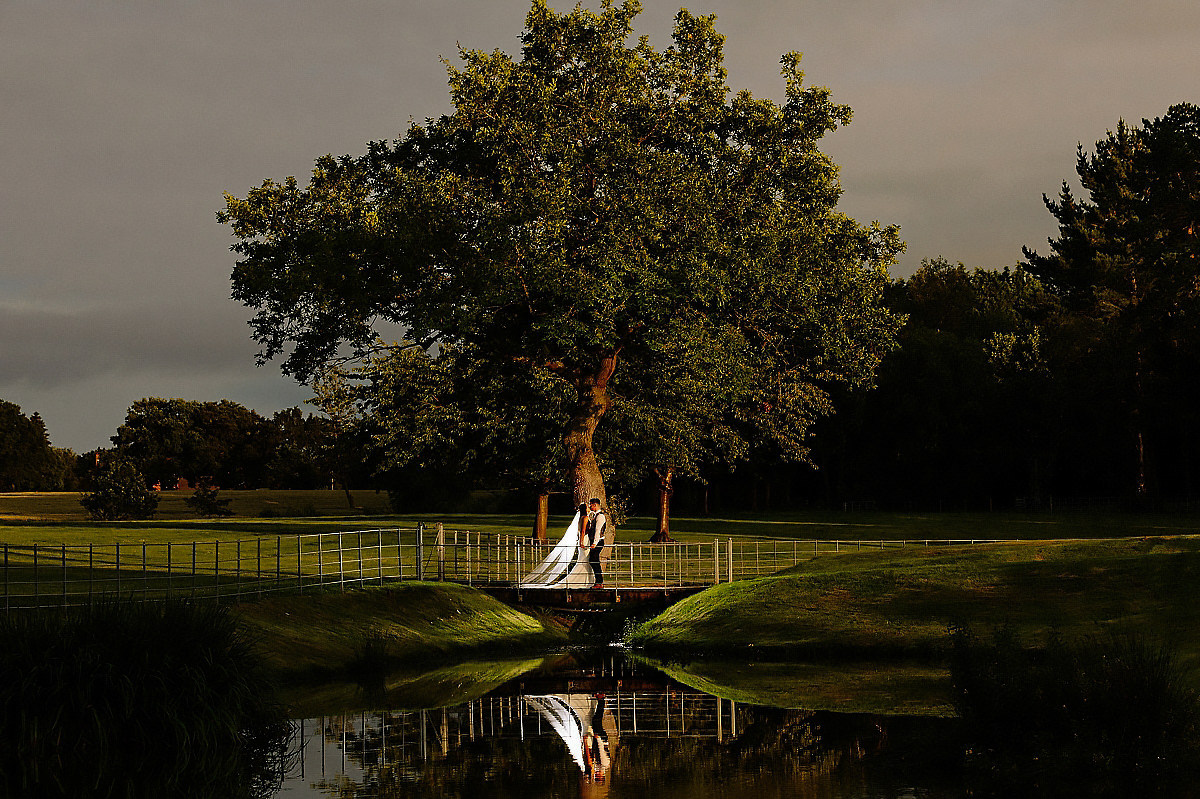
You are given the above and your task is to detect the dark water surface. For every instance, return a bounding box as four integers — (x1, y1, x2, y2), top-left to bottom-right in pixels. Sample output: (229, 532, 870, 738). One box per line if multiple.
(273, 651, 964, 798)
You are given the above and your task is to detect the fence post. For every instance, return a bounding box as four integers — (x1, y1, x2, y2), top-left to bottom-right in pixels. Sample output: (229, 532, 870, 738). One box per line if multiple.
(436, 523, 445, 582)
(317, 534, 323, 586)
(466, 533, 472, 587)
(416, 523, 424, 581)
(713, 539, 720, 584)
(336, 532, 345, 587)
(397, 529, 404, 582)
(727, 538, 733, 583)
(378, 531, 384, 585)
(298, 535, 304, 595)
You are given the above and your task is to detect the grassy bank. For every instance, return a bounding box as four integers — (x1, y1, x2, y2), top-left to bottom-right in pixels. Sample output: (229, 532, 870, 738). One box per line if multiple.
(233, 581, 567, 681)
(629, 536, 1200, 674)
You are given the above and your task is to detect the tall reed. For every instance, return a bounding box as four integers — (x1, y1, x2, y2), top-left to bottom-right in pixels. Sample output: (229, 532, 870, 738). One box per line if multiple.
(0, 600, 290, 798)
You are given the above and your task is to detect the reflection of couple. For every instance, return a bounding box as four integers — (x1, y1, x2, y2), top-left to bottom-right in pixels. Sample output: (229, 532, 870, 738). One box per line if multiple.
(521, 499, 608, 588)
(526, 692, 615, 794)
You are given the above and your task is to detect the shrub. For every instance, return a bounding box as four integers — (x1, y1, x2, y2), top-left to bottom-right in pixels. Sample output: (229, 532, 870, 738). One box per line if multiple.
(79, 458, 159, 520)
(186, 478, 234, 517)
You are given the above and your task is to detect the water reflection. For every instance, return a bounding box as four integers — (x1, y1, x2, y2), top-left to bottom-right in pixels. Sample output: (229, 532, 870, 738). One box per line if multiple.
(275, 652, 962, 798)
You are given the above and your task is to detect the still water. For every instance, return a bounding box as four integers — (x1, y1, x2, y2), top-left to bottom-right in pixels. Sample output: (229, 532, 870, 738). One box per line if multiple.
(272, 651, 963, 798)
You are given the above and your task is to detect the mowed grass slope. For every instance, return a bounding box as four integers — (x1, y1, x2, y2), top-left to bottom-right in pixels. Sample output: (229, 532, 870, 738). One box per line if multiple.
(234, 581, 566, 680)
(629, 536, 1200, 674)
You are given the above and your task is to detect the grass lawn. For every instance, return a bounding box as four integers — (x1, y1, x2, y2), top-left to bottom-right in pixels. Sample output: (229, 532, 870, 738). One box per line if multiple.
(4, 490, 1200, 545)
(629, 536, 1200, 675)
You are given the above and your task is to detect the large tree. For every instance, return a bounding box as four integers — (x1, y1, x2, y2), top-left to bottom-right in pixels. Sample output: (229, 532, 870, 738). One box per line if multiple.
(0, 400, 69, 491)
(1024, 103, 1200, 498)
(220, 1, 902, 510)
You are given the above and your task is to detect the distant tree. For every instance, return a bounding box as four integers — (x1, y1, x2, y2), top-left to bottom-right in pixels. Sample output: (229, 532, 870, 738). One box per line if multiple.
(1024, 103, 1200, 498)
(112, 398, 276, 489)
(185, 478, 233, 517)
(220, 1, 903, 512)
(264, 407, 335, 489)
(306, 365, 378, 507)
(79, 458, 159, 521)
(811, 259, 1061, 509)
(0, 400, 66, 490)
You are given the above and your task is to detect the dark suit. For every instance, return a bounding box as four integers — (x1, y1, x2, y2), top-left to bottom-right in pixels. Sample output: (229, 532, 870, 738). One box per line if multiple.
(586, 510, 607, 585)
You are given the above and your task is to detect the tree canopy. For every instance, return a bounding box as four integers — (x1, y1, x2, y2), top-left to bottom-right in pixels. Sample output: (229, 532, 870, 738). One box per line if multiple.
(220, 0, 903, 510)
(1024, 103, 1200, 497)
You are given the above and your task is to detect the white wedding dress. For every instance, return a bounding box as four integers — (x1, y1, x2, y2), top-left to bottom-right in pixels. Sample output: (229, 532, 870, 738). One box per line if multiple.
(520, 512, 595, 588)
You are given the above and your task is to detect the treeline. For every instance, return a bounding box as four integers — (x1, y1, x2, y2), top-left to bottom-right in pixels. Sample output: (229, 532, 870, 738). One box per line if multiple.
(0, 398, 367, 494)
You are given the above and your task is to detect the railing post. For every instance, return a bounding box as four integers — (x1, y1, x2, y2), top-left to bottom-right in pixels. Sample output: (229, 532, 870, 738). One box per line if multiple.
(298, 535, 304, 595)
(727, 538, 733, 583)
(436, 523, 445, 582)
(337, 533, 345, 592)
(714, 539, 720, 584)
(416, 523, 424, 581)
(378, 531, 384, 585)
(317, 534, 323, 585)
(397, 529, 404, 582)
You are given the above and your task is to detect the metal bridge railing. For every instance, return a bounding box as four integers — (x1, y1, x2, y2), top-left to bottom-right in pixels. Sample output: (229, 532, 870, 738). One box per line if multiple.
(1, 525, 1003, 610)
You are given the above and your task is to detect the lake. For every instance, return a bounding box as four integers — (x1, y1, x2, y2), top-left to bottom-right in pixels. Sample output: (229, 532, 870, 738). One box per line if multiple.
(272, 649, 964, 798)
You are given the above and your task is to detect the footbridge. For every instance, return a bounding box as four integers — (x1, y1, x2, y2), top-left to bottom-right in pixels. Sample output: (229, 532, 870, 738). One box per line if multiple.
(1, 522, 996, 610)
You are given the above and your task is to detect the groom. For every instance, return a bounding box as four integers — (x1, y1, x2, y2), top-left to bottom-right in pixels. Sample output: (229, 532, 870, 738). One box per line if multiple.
(585, 498, 607, 588)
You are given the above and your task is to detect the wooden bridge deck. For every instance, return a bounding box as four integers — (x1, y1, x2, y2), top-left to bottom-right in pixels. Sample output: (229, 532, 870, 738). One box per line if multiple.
(483, 584, 706, 611)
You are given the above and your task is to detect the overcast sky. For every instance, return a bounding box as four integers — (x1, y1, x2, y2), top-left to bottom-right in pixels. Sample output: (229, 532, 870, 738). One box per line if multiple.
(2, 0, 1198, 453)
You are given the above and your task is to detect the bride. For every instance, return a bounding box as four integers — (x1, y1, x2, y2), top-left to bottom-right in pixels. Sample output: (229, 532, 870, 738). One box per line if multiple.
(520, 503, 596, 588)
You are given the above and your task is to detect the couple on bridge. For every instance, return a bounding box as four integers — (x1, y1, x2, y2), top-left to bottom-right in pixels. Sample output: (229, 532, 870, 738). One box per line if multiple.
(521, 498, 609, 589)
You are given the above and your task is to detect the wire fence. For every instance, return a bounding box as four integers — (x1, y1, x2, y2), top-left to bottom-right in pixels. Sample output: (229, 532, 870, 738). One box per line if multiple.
(1, 524, 1003, 611)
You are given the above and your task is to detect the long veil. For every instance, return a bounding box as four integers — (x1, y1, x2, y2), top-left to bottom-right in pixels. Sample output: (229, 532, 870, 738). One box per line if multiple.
(520, 512, 594, 588)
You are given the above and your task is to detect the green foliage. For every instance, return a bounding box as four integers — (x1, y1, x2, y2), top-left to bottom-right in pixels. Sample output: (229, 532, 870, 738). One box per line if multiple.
(79, 457, 160, 520)
(0, 400, 70, 490)
(1025, 103, 1200, 497)
(185, 478, 234, 517)
(0, 600, 289, 798)
(220, 1, 903, 506)
(951, 627, 1200, 796)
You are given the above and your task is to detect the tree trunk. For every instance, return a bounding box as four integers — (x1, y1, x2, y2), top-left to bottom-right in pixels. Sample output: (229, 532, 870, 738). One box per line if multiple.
(562, 353, 617, 509)
(651, 466, 674, 543)
(532, 481, 550, 541)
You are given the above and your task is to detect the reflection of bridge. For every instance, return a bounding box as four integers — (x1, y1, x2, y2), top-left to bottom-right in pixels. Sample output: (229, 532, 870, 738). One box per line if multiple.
(287, 689, 742, 785)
